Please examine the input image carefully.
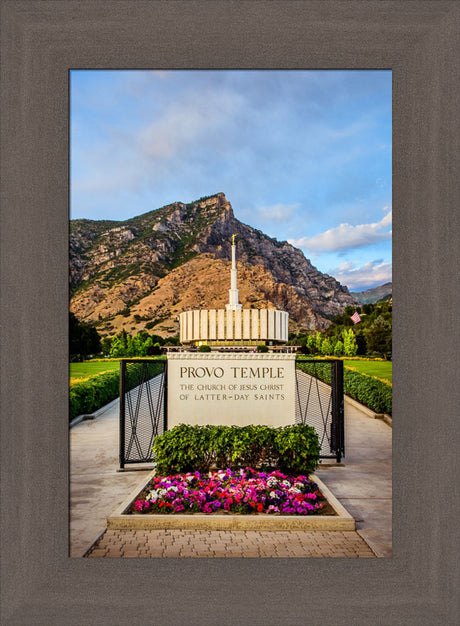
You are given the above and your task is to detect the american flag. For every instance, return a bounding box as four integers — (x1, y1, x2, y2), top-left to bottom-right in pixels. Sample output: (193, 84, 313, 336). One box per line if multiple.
(350, 311, 361, 324)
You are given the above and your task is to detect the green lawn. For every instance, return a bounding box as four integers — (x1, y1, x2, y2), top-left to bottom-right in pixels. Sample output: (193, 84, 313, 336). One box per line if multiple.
(69, 357, 392, 384)
(343, 359, 392, 383)
(70, 360, 120, 380)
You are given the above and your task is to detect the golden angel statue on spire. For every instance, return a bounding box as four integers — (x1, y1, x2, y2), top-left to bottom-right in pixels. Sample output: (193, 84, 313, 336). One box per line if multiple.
(232, 233, 237, 245)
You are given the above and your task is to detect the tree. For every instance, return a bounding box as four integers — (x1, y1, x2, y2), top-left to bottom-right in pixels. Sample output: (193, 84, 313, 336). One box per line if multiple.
(164, 335, 180, 346)
(321, 337, 333, 355)
(143, 336, 154, 355)
(100, 336, 112, 356)
(126, 334, 135, 357)
(355, 331, 367, 356)
(306, 335, 316, 354)
(69, 312, 101, 359)
(134, 334, 147, 356)
(366, 315, 392, 359)
(334, 340, 344, 357)
(342, 328, 358, 357)
(314, 331, 322, 353)
(109, 336, 125, 358)
(150, 334, 165, 346)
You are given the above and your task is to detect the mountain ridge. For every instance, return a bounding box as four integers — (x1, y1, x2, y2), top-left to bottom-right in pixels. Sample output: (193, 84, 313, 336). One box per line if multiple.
(70, 193, 358, 337)
(351, 282, 392, 304)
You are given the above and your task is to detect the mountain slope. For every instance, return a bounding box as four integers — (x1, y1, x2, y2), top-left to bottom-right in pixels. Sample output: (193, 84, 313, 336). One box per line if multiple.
(70, 193, 358, 336)
(351, 282, 392, 304)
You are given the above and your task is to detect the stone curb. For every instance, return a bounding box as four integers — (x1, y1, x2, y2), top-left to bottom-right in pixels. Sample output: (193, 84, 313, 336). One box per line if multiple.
(106, 472, 355, 532)
(344, 395, 392, 427)
(70, 397, 120, 428)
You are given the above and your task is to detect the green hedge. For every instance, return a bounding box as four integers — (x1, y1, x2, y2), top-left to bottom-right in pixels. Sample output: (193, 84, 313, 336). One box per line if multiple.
(296, 360, 392, 415)
(152, 423, 320, 475)
(69, 360, 165, 422)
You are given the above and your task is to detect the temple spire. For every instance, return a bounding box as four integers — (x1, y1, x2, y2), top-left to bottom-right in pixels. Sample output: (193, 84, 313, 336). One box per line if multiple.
(226, 234, 242, 311)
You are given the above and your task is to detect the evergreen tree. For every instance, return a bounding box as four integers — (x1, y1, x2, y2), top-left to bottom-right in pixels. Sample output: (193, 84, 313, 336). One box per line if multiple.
(120, 330, 128, 352)
(100, 336, 112, 355)
(366, 315, 392, 359)
(355, 331, 367, 356)
(315, 331, 322, 353)
(69, 312, 101, 358)
(126, 335, 135, 357)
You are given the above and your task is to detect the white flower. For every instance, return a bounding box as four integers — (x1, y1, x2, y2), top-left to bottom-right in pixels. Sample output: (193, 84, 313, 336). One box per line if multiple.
(269, 491, 277, 498)
(282, 480, 291, 487)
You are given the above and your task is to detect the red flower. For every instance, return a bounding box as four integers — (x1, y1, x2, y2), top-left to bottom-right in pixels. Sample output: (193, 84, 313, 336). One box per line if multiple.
(257, 503, 263, 512)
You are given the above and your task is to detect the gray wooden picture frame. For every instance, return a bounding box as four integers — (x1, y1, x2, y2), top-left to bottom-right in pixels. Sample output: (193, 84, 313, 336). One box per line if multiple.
(1, 1, 458, 624)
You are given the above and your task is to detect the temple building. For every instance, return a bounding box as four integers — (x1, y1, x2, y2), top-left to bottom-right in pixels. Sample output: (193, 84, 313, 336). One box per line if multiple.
(179, 235, 289, 347)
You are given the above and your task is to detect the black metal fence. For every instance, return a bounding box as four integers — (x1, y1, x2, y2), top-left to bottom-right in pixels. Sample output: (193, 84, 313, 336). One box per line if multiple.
(119, 357, 344, 468)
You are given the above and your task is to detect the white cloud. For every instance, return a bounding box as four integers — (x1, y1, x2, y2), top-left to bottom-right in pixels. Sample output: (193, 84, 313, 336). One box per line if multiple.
(289, 207, 392, 253)
(73, 87, 244, 196)
(329, 259, 392, 291)
(137, 89, 243, 161)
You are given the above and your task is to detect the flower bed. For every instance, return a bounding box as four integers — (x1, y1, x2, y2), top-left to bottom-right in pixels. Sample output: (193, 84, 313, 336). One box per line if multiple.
(129, 468, 331, 516)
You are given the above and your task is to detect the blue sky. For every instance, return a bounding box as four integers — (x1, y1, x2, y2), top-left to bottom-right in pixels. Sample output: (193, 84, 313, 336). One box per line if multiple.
(70, 70, 391, 291)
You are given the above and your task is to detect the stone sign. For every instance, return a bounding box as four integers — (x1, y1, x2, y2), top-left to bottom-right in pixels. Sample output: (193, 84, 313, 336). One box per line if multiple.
(167, 353, 296, 428)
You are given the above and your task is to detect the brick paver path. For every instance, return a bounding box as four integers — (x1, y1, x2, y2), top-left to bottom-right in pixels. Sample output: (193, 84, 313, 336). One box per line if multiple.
(87, 529, 375, 558)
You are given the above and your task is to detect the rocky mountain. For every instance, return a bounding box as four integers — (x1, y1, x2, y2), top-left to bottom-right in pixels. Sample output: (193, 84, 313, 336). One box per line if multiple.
(70, 193, 358, 337)
(351, 282, 392, 305)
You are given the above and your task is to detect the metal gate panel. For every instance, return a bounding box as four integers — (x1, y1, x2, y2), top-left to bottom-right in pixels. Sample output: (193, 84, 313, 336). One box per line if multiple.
(119, 359, 167, 468)
(295, 359, 344, 462)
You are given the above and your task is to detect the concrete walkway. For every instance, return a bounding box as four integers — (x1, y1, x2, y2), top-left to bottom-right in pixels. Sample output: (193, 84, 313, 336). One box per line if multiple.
(70, 397, 391, 558)
(316, 400, 392, 557)
(70, 402, 152, 557)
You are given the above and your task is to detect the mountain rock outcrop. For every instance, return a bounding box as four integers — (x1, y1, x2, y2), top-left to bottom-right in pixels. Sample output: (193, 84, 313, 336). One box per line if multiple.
(70, 193, 358, 337)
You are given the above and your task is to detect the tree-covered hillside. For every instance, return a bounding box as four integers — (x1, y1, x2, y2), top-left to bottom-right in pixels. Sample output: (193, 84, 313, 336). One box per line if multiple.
(290, 300, 392, 360)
